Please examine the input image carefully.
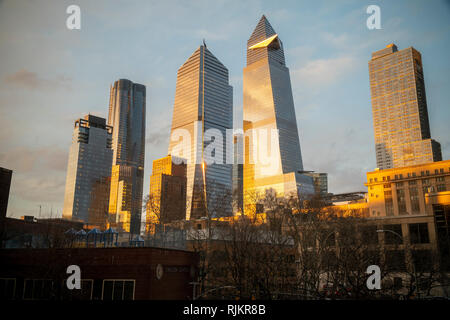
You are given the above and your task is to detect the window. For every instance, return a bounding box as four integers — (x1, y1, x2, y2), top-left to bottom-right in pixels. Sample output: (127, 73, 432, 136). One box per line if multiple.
(436, 176, 445, 182)
(397, 189, 407, 215)
(409, 223, 429, 244)
(102, 280, 135, 300)
(0, 278, 16, 300)
(384, 198, 394, 217)
(23, 279, 54, 300)
(408, 180, 416, 186)
(437, 184, 446, 192)
(383, 224, 403, 244)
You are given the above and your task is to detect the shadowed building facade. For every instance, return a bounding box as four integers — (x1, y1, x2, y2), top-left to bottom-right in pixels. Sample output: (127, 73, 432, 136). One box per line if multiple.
(369, 44, 442, 170)
(62, 115, 113, 226)
(243, 16, 314, 212)
(108, 79, 146, 234)
(146, 155, 187, 231)
(168, 45, 233, 220)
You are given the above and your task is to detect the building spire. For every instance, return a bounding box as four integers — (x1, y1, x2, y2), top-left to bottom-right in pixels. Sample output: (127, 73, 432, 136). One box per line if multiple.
(203, 39, 206, 48)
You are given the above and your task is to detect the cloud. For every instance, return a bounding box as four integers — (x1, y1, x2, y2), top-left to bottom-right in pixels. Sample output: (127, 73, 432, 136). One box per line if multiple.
(4, 69, 72, 90)
(0, 146, 68, 173)
(146, 129, 169, 147)
(292, 56, 357, 87)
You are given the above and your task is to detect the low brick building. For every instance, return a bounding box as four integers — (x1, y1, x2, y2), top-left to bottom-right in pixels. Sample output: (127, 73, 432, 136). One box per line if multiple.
(0, 247, 198, 300)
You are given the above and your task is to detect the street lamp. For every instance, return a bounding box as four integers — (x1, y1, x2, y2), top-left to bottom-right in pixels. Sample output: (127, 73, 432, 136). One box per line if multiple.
(376, 229, 419, 299)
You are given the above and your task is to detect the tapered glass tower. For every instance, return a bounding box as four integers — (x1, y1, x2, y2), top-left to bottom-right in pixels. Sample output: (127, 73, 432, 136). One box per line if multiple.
(243, 16, 314, 211)
(108, 79, 146, 234)
(168, 45, 233, 220)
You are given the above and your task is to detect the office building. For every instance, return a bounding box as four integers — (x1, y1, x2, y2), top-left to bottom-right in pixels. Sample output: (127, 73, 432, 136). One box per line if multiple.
(232, 134, 244, 213)
(146, 155, 187, 229)
(304, 172, 328, 196)
(243, 15, 314, 212)
(369, 44, 442, 169)
(62, 115, 113, 226)
(108, 79, 146, 234)
(168, 44, 233, 220)
(0, 167, 12, 221)
(366, 159, 449, 218)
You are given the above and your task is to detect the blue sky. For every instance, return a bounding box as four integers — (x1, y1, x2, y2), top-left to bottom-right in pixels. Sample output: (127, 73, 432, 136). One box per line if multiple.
(0, 0, 449, 219)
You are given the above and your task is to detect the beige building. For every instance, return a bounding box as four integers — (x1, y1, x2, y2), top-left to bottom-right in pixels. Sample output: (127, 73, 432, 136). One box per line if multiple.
(369, 44, 441, 170)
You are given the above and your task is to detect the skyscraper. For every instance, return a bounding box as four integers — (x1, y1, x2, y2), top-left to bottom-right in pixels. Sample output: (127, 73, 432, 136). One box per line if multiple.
(168, 44, 233, 220)
(108, 79, 146, 234)
(62, 115, 113, 226)
(369, 44, 442, 170)
(146, 155, 186, 230)
(0, 167, 13, 221)
(243, 15, 314, 211)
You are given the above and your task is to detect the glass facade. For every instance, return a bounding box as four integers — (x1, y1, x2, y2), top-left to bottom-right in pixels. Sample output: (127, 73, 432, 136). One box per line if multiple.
(369, 44, 442, 169)
(62, 115, 113, 226)
(243, 16, 314, 212)
(168, 45, 233, 220)
(108, 79, 146, 234)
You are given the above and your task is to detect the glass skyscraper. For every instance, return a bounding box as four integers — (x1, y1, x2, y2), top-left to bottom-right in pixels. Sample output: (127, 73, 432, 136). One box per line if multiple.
(243, 15, 314, 212)
(62, 115, 113, 226)
(108, 79, 146, 234)
(369, 44, 442, 170)
(168, 44, 233, 220)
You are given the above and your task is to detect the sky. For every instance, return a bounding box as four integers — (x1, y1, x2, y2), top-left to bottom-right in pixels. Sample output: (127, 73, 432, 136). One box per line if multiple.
(0, 0, 449, 219)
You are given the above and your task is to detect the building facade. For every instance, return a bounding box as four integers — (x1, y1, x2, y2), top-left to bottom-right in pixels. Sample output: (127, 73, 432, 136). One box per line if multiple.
(366, 160, 450, 218)
(0, 247, 198, 300)
(232, 134, 244, 213)
(168, 45, 233, 220)
(369, 44, 442, 170)
(62, 115, 113, 226)
(243, 16, 314, 212)
(0, 167, 12, 221)
(108, 79, 146, 234)
(146, 155, 187, 229)
(305, 172, 328, 197)
(364, 160, 450, 275)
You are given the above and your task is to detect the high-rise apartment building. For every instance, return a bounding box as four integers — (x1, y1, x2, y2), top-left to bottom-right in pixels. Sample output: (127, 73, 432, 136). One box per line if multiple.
(369, 44, 442, 170)
(62, 115, 113, 226)
(108, 79, 146, 234)
(0, 167, 13, 221)
(304, 172, 328, 196)
(168, 44, 233, 220)
(243, 16, 314, 212)
(146, 155, 187, 230)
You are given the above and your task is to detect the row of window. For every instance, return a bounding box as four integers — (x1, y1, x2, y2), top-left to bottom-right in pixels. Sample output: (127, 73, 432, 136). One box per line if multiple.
(369, 168, 448, 183)
(0, 278, 135, 300)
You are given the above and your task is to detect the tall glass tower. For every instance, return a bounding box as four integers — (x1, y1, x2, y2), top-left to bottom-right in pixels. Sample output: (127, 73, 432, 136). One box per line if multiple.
(243, 15, 314, 211)
(168, 44, 233, 220)
(369, 44, 442, 169)
(62, 115, 113, 226)
(108, 79, 146, 234)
